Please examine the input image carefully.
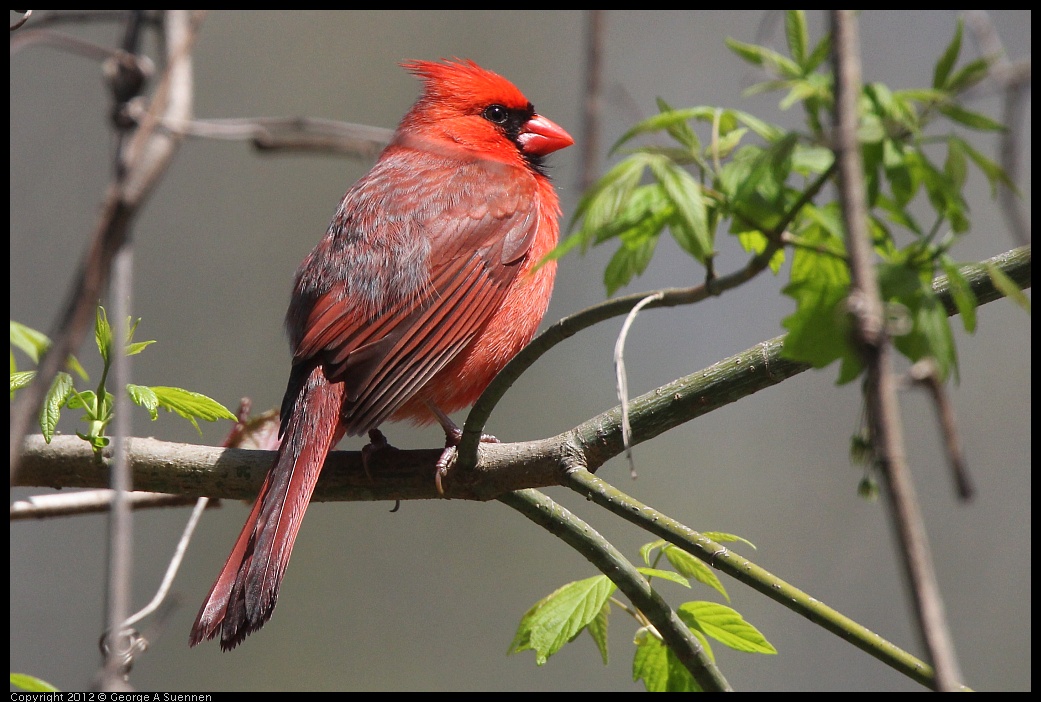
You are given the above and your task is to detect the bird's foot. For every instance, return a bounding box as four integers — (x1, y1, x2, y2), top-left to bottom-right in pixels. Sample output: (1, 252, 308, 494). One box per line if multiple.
(434, 430, 500, 497)
(362, 428, 399, 482)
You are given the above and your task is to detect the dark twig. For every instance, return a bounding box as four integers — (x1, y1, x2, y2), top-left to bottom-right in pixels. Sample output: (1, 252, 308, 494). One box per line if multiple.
(906, 360, 973, 501)
(579, 10, 606, 191)
(963, 11, 1031, 246)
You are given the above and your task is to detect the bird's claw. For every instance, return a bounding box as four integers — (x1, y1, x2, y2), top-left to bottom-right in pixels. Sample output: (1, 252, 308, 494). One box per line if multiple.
(434, 430, 500, 496)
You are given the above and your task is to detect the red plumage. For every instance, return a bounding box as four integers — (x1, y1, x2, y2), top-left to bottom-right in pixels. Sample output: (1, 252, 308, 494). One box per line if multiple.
(190, 59, 573, 650)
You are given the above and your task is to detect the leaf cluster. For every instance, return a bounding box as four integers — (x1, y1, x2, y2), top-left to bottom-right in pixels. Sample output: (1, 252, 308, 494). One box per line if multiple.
(509, 537, 775, 692)
(556, 12, 1024, 387)
(11, 307, 236, 451)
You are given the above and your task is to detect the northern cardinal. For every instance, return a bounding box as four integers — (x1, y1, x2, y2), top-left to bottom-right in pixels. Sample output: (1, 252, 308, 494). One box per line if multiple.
(189, 59, 573, 650)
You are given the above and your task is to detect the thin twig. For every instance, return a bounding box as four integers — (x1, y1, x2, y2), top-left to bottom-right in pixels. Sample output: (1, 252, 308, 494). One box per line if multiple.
(121, 497, 210, 631)
(963, 11, 1032, 246)
(10, 490, 204, 520)
(906, 360, 973, 501)
(9, 10, 32, 31)
(579, 10, 606, 191)
(613, 292, 663, 479)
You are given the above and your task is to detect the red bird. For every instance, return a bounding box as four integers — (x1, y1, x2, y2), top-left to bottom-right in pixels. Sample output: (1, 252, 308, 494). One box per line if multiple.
(189, 59, 573, 650)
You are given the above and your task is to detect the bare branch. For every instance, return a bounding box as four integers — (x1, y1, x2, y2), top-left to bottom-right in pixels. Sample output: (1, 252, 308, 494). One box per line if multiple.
(831, 10, 962, 690)
(148, 112, 393, 159)
(579, 10, 606, 191)
(10, 490, 205, 520)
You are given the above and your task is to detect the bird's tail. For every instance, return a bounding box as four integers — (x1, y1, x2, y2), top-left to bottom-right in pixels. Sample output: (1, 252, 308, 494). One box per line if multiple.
(189, 364, 344, 650)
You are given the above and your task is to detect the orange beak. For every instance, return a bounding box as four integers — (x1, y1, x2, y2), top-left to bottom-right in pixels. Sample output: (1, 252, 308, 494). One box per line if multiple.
(518, 114, 574, 156)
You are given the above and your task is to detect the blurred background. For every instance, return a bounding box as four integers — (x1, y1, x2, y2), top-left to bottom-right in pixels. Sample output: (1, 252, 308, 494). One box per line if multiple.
(10, 10, 1030, 692)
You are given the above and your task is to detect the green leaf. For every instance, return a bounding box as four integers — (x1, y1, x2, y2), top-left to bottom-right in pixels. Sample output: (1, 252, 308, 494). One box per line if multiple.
(40, 372, 74, 442)
(713, 126, 748, 159)
(632, 627, 700, 692)
(937, 103, 1005, 132)
(701, 531, 758, 550)
(781, 213, 858, 379)
(604, 241, 653, 296)
(149, 386, 237, 433)
(95, 306, 114, 364)
(10, 321, 51, 363)
(11, 369, 36, 393)
(637, 566, 691, 589)
(78, 430, 110, 451)
(66, 389, 99, 411)
(66, 389, 111, 418)
(785, 10, 809, 67)
(566, 155, 649, 243)
(883, 139, 916, 207)
(725, 38, 801, 78)
(648, 156, 712, 261)
(655, 97, 704, 156)
(912, 150, 970, 233)
(932, 18, 963, 89)
(779, 76, 828, 111)
(663, 546, 729, 601)
(10, 673, 60, 693)
(127, 383, 160, 421)
(945, 56, 993, 93)
(984, 262, 1031, 313)
(640, 539, 667, 566)
(944, 137, 968, 195)
(611, 106, 716, 154)
(509, 575, 616, 665)
(730, 109, 785, 142)
(904, 300, 958, 383)
(948, 135, 1017, 197)
(893, 87, 949, 106)
(804, 34, 832, 73)
(677, 601, 777, 654)
(632, 627, 669, 692)
(586, 600, 611, 665)
(857, 112, 885, 144)
(791, 143, 834, 176)
(125, 340, 157, 356)
(735, 229, 785, 274)
(879, 263, 960, 383)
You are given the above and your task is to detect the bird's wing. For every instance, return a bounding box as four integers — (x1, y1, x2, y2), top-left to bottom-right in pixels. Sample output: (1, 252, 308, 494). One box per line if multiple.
(289, 147, 542, 435)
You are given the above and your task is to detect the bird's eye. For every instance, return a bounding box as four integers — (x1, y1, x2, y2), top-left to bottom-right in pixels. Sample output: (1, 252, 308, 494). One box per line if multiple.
(483, 104, 509, 125)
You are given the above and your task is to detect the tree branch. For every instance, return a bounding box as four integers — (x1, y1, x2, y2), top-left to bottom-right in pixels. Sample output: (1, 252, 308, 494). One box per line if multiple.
(831, 10, 963, 690)
(14, 245, 1028, 502)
